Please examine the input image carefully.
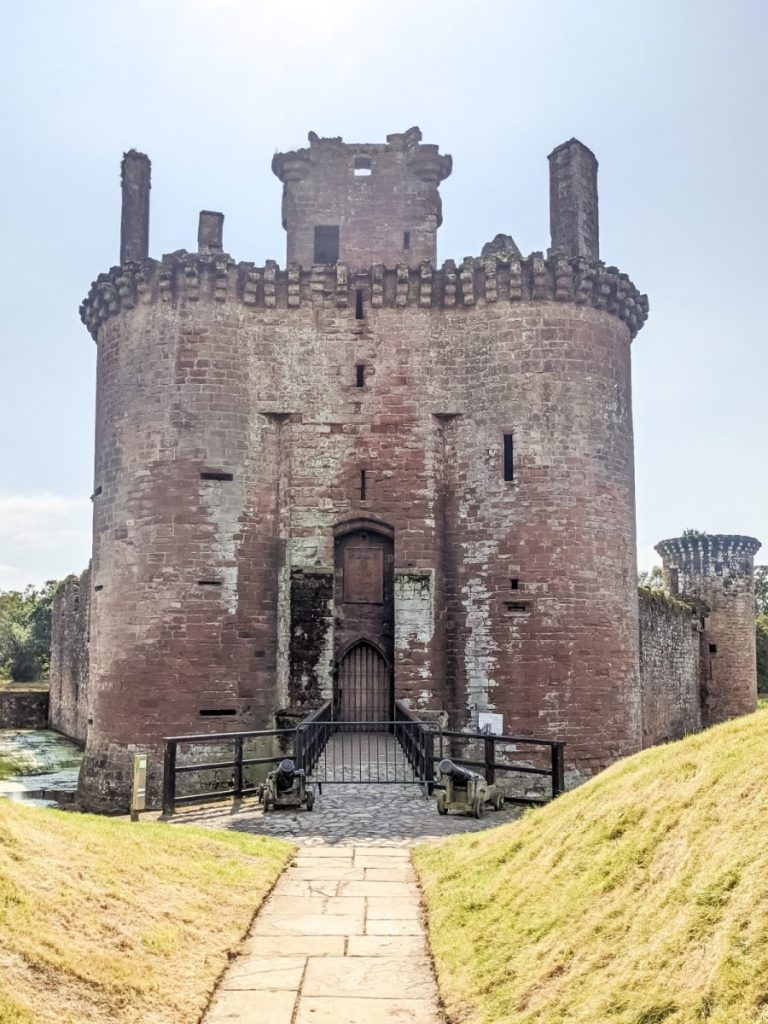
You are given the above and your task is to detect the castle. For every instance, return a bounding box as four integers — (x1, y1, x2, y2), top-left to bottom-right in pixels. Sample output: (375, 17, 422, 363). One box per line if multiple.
(49, 128, 761, 812)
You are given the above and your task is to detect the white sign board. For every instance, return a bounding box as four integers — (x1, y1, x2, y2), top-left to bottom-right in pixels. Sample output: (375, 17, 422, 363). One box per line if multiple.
(478, 712, 504, 736)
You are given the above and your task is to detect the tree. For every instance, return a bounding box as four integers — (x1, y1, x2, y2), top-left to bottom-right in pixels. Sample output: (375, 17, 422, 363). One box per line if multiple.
(682, 528, 709, 538)
(757, 614, 768, 694)
(0, 582, 59, 682)
(754, 566, 768, 616)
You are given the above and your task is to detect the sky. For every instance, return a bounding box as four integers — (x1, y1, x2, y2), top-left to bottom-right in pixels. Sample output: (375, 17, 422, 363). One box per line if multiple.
(0, 0, 766, 590)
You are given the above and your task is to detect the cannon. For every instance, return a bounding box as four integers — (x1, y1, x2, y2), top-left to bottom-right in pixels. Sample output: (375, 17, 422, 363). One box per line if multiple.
(435, 758, 504, 818)
(260, 758, 315, 812)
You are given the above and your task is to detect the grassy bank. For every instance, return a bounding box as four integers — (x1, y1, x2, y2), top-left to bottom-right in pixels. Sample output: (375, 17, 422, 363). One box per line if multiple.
(414, 711, 768, 1024)
(0, 801, 292, 1023)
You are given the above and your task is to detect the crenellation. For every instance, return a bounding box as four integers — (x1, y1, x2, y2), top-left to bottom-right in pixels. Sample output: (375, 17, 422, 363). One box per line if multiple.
(80, 250, 650, 341)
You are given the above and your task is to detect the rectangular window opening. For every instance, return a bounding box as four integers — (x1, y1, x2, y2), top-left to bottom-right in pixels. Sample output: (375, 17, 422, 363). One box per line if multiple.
(504, 601, 531, 614)
(709, 644, 718, 655)
(360, 469, 367, 500)
(200, 471, 234, 481)
(510, 578, 520, 590)
(354, 157, 372, 176)
(199, 709, 237, 717)
(93, 485, 102, 496)
(503, 433, 514, 481)
(355, 289, 364, 319)
(94, 584, 104, 592)
(314, 225, 339, 264)
(356, 364, 365, 387)
(403, 231, 411, 250)
(198, 580, 222, 586)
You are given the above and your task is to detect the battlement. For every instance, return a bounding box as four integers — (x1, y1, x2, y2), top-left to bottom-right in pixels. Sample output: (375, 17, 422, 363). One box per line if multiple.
(271, 127, 452, 186)
(655, 534, 762, 570)
(79, 249, 649, 341)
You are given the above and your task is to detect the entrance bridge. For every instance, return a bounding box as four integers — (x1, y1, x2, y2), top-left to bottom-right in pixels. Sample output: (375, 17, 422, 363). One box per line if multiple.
(161, 700, 565, 818)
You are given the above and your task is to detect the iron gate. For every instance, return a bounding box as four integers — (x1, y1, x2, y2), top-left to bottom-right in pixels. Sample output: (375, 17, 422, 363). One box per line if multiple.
(335, 639, 392, 724)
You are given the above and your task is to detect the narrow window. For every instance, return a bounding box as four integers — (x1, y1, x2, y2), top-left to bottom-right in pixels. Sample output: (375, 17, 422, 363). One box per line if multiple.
(510, 578, 520, 590)
(356, 364, 365, 387)
(503, 433, 514, 481)
(403, 231, 411, 249)
(198, 580, 222, 587)
(354, 156, 372, 176)
(200, 471, 234, 481)
(709, 644, 718, 654)
(199, 708, 236, 717)
(355, 289, 364, 319)
(360, 469, 367, 500)
(314, 225, 339, 264)
(93, 485, 102, 496)
(94, 584, 104, 592)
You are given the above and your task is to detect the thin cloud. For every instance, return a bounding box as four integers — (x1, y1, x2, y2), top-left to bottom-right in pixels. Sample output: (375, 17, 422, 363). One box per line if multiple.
(0, 494, 91, 590)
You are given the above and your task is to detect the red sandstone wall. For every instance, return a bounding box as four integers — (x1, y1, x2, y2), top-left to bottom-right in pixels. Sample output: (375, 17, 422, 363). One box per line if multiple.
(49, 567, 90, 743)
(656, 536, 760, 725)
(78, 253, 643, 806)
(638, 590, 701, 745)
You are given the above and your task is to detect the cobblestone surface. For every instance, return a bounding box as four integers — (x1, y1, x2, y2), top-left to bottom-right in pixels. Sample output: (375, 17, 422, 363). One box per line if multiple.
(168, 781, 525, 846)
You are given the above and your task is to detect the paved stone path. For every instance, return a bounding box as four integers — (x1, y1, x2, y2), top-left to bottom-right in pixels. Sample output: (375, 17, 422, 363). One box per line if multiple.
(169, 781, 524, 845)
(204, 844, 443, 1024)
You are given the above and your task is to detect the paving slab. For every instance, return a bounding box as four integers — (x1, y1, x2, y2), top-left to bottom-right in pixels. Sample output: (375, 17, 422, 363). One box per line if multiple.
(244, 934, 344, 958)
(295, 996, 442, 1023)
(302, 955, 435, 998)
(346, 934, 427, 957)
(205, 989, 297, 1023)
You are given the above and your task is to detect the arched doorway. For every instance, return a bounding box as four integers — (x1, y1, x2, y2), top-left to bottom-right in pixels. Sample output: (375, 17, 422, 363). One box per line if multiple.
(337, 639, 391, 722)
(333, 518, 394, 721)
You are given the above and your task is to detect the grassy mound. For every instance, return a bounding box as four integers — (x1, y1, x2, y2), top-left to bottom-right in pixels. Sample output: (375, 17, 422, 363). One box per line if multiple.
(0, 802, 292, 1023)
(413, 711, 768, 1024)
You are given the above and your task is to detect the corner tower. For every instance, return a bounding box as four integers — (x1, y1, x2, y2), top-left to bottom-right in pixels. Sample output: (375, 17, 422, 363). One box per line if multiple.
(655, 534, 761, 723)
(272, 127, 451, 268)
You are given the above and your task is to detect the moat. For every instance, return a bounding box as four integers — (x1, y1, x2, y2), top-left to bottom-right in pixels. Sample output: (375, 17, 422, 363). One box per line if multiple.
(0, 729, 82, 807)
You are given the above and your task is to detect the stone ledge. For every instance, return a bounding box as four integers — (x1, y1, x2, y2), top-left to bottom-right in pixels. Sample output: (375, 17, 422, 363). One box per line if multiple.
(80, 251, 648, 341)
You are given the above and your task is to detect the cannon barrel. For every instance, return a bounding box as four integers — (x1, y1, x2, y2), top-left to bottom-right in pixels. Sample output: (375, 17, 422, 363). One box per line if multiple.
(276, 758, 296, 777)
(438, 758, 482, 783)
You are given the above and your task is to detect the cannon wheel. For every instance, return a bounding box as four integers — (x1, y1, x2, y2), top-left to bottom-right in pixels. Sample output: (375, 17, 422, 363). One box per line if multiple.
(306, 790, 315, 812)
(436, 792, 448, 815)
(493, 793, 504, 812)
(473, 796, 485, 819)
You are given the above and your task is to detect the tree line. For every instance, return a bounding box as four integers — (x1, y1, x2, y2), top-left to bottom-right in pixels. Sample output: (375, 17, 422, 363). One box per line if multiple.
(2, 569, 767, 691)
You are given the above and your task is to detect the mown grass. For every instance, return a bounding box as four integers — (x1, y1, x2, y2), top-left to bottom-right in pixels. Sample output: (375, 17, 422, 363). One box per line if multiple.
(0, 801, 292, 1023)
(413, 710, 768, 1024)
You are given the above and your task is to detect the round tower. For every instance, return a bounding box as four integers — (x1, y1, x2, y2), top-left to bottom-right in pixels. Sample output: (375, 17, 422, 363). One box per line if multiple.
(655, 534, 761, 724)
(76, 130, 650, 811)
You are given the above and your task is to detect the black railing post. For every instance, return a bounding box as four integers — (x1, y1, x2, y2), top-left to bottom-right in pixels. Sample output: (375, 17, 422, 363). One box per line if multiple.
(295, 727, 304, 773)
(162, 740, 177, 816)
(484, 735, 495, 784)
(552, 741, 566, 798)
(424, 729, 435, 794)
(233, 736, 244, 800)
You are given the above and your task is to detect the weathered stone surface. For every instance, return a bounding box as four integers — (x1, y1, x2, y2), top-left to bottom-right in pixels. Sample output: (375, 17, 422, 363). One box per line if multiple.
(0, 690, 49, 729)
(49, 567, 90, 742)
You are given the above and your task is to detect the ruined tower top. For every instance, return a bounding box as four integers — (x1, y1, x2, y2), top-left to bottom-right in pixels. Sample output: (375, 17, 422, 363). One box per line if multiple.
(272, 127, 452, 270)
